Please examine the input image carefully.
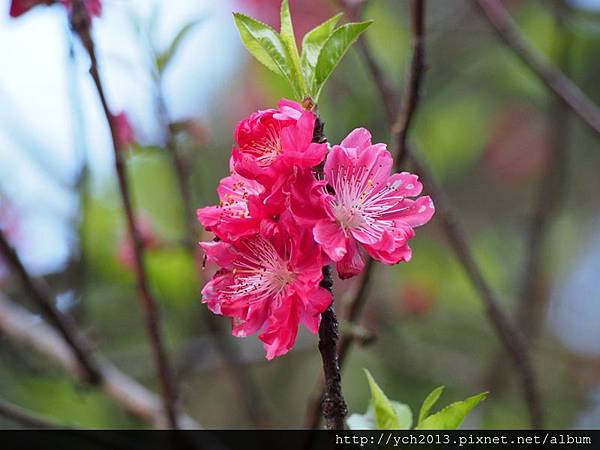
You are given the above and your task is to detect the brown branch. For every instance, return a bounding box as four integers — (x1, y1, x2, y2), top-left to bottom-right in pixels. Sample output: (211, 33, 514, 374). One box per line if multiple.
(317, 266, 347, 430)
(0, 399, 65, 429)
(392, 0, 426, 167)
(0, 293, 200, 429)
(473, 0, 600, 136)
(69, 1, 179, 429)
(0, 229, 101, 384)
(305, 258, 374, 429)
(323, 0, 545, 428)
(312, 116, 347, 430)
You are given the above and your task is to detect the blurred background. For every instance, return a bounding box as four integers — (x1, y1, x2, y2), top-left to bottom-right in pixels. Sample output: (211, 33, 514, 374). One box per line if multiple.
(0, 0, 599, 429)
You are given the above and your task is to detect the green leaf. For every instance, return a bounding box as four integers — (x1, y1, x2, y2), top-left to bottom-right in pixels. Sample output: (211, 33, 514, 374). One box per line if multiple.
(365, 369, 412, 430)
(347, 401, 412, 430)
(391, 401, 413, 430)
(313, 20, 372, 100)
(418, 386, 445, 426)
(233, 13, 303, 98)
(301, 13, 343, 90)
(279, 0, 306, 96)
(416, 392, 487, 430)
(157, 19, 203, 73)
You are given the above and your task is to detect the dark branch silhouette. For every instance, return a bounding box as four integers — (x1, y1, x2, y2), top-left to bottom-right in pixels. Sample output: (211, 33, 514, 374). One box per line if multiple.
(313, 116, 347, 430)
(393, 0, 427, 167)
(0, 293, 200, 428)
(0, 229, 101, 384)
(69, 0, 179, 429)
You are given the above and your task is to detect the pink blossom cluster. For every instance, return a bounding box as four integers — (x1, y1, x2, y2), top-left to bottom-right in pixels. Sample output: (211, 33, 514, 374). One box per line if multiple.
(197, 99, 434, 359)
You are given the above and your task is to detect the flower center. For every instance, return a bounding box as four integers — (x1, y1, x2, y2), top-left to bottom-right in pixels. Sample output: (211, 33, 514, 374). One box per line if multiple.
(243, 125, 282, 167)
(333, 204, 364, 229)
(329, 164, 410, 239)
(225, 237, 295, 303)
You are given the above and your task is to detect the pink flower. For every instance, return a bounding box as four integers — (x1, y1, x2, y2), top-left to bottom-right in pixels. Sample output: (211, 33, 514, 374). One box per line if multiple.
(200, 213, 332, 359)
(9, 0, 54, 17)
(314, 128, 435, 279)
(232, 99, 327, 186)
(113, 111, 136, 150)
(197, 159, 277, 241)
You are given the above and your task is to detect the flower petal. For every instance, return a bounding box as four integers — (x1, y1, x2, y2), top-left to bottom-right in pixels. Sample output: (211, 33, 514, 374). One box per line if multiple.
(314, 220, 347, 262)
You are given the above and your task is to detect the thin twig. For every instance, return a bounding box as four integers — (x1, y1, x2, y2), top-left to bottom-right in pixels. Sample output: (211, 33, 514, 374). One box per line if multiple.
(0, 293, 200, 429)
(0, 399, 65, 429)
(327, 0, 545, 428)
(473, 0, 600, 136)
(317, 266, 347, 430)
(313, 117, 347, 430)
(69, 0, 179, 429)
(0, 229, 101, 384)
(392, 0, 426, 167)
(305, 258, 374, 429)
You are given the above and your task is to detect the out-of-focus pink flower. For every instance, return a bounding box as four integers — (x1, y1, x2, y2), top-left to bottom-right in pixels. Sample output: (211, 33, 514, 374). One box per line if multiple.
(118, 215, 162, 269)
(314, 128, 435, 279)
(400, 282, 435, 316)
(200, 213, 332, 360)
(9, 0, 101, 18)
(197, 159, 278, 241)
(232, 99, 327, 186)
(9, 0, 53, 17)
(113, 111, 136, 150)
(482, 103, 546, 185)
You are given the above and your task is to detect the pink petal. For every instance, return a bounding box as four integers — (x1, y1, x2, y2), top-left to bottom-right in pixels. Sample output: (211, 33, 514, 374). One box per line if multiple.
(259, 297, 300, 360)
(199, 241, 236, 267)
(397, 196, 435, 227)
(314, 221, 347, 262)
(231, 301, 269, 338)
(365, 241, 413, 265)
(386, 172, 423, 197)
(336, 238, 366, 279)
(340, 127, 372, 151)
(324, 145, 354, 185)
(356, 143, 393, 186)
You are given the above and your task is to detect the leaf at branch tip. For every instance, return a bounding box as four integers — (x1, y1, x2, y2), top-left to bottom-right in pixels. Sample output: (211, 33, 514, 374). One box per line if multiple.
(415, 392, 488, 430)
(418, 386, 444, 426)
(233, 12, 303, 98)
(157, 19, 203, 73)
(313, 20, 373, 101)
(301, 12, 343, 88)
(364, 369, 412, 430)
(279, 0, 306, 97)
